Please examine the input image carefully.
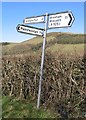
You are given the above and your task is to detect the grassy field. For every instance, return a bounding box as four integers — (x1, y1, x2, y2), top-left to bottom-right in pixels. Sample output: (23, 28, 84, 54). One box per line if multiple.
(46, 44, 84, 57)
(2, 43, 84, 57)
(2, 96, 57, 118)
(2, 32, 84, 56)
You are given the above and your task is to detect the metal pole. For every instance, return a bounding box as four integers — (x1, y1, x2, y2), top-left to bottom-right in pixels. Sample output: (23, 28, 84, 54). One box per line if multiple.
(37, 13, 48, 109)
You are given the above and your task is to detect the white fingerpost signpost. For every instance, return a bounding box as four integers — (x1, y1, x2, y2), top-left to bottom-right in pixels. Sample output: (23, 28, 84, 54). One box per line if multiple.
(16, 11, 75, 109)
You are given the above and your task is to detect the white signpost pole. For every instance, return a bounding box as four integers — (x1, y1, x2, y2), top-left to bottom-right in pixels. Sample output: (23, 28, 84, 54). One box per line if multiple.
(37, 13, 48, 109)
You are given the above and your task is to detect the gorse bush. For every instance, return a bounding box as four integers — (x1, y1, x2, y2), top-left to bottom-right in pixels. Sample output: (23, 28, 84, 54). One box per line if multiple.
(2, 42, 11, 46)
(2, 52, 86, 118)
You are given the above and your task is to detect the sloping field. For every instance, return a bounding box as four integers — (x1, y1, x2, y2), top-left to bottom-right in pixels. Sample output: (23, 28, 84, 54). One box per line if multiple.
(2, 32, 84, 56)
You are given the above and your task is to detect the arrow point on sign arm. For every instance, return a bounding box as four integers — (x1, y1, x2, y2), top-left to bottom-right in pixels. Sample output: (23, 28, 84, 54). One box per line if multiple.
(68, 13, 72, 26)
(16, 24, 20, 31)
(17, 26, 20, 30)
(68, 12, 75, 27)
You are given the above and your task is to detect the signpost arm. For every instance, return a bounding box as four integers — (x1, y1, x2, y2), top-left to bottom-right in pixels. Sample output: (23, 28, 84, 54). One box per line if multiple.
(37, 13, 48, 109)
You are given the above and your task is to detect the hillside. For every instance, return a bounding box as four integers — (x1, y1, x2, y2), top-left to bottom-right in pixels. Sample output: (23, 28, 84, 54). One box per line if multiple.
(2, 32, 84, 56)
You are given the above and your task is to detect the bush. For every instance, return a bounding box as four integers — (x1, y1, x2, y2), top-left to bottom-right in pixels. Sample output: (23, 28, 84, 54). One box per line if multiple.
(2, 52, 86, 118)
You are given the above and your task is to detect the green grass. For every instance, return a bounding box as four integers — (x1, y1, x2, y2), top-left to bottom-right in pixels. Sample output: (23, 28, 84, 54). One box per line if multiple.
(0, 95, 2, 119)
(2, 96, 57, 118)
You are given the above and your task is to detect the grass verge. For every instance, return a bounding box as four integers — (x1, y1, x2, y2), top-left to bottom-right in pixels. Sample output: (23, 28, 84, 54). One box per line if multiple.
(2, 96, 57, 118)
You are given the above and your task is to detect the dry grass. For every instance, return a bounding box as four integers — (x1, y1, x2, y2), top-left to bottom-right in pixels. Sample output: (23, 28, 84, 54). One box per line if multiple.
(46, 44, 84, 57)
(2, 32, 84, 56)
